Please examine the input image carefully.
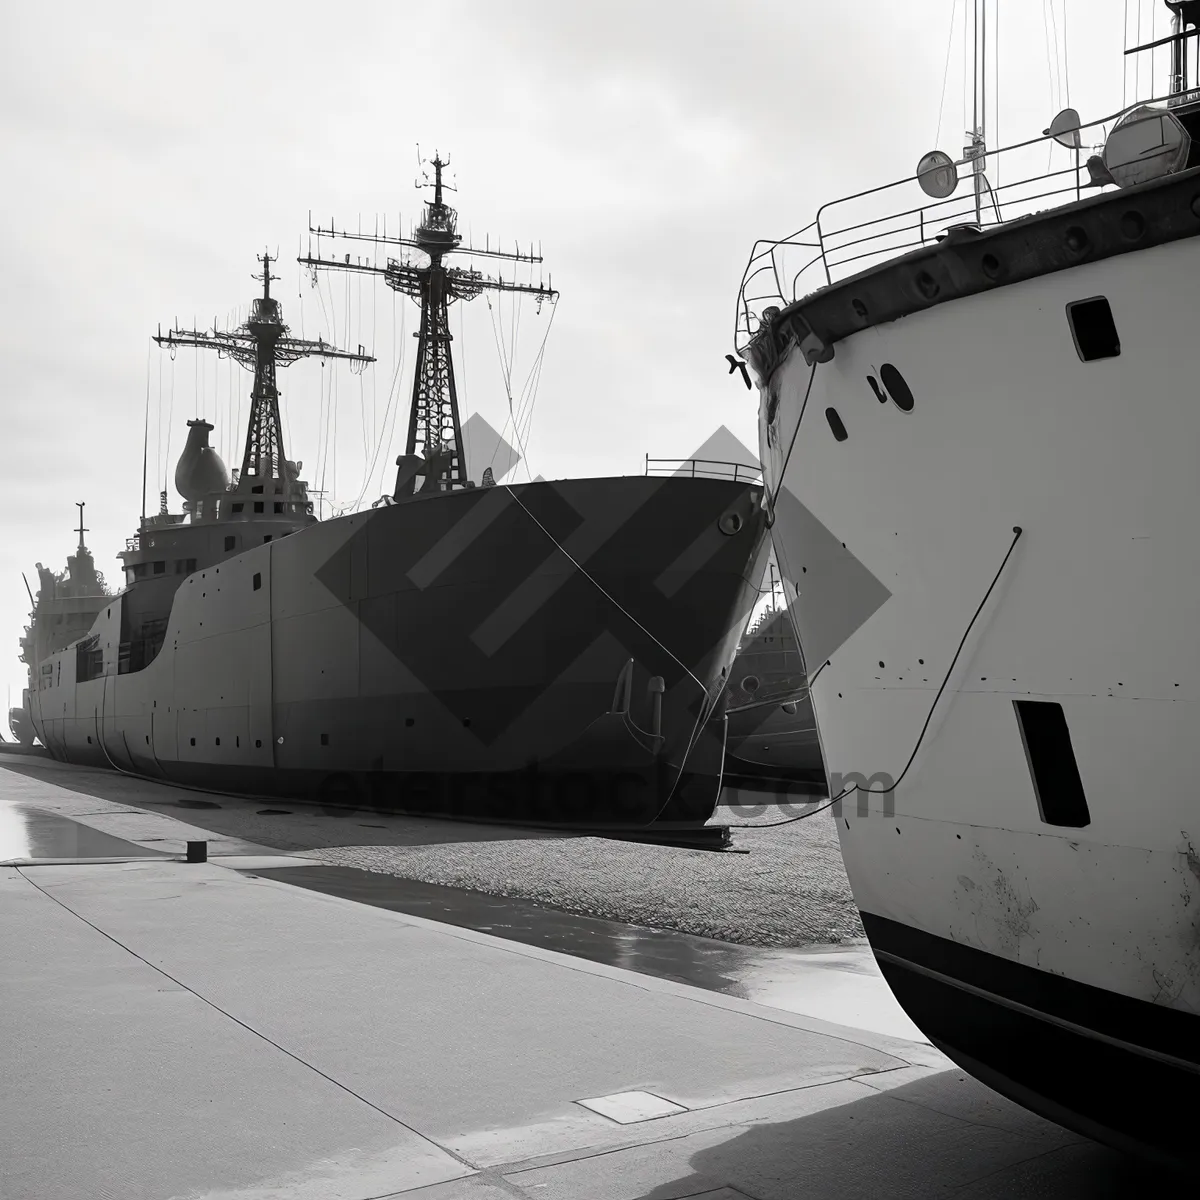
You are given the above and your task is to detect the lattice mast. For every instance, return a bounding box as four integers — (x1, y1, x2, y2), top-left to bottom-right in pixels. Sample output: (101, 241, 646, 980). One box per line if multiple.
(300, 152, 557, 492)
(154, 253, 374, 493)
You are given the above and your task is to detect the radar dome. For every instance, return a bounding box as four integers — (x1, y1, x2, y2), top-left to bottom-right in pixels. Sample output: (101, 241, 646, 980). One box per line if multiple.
(175, 418, 231, 503)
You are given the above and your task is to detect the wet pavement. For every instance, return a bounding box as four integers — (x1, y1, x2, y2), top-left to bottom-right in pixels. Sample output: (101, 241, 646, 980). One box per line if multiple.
(248, 863, 924, 1041)
(0, 758, 911, 1036)
(0, 803, 169, 863)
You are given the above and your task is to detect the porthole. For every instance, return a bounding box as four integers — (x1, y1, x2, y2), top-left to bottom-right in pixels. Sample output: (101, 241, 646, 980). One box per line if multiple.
(718, 511, 744, 536)
(741, 675, 761, 694)
(825, 408, 848, 441)
(880, 363, 914, 412)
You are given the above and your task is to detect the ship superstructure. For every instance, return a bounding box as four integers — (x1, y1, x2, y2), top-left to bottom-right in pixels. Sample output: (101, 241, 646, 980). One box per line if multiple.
(737, 0, 1200, 1169)
(299, 152, 556, 497)
(109, 255, 374, 675)
(10, 506, 111, 744)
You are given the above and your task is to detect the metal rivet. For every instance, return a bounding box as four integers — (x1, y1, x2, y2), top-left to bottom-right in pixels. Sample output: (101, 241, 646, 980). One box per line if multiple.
(915, 270, 939, 299)
(1065, 226, 1089, 254)
(1120, 211, 1145, 240)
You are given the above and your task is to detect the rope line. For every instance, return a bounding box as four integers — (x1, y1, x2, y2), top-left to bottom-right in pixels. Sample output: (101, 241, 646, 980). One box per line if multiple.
(731, 524, 1024, 828)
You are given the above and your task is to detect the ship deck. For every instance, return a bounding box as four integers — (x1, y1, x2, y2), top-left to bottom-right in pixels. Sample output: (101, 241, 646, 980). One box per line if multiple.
(0, 761, 1170, 1198)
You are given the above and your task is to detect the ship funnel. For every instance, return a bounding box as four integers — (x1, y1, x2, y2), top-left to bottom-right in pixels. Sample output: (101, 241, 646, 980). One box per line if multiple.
(175, 418, 231, 503)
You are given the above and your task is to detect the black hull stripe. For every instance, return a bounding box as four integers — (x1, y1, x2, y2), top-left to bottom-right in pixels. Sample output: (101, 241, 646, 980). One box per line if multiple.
(862, 912, 1200, 1071)
(871, 948, 1200, 1076)
(864, 914, 1200, 1170)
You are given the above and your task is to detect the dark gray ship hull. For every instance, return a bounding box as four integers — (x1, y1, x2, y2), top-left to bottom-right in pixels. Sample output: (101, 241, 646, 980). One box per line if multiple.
(30, 476, 768, 826)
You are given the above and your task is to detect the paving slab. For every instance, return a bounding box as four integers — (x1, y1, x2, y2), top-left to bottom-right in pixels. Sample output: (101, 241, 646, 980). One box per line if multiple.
(0, 867, 471, 1200)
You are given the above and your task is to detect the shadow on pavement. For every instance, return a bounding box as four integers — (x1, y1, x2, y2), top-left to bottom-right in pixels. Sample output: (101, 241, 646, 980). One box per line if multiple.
(0, 757, 568, 850)
(624, 1069, 1177, 1200)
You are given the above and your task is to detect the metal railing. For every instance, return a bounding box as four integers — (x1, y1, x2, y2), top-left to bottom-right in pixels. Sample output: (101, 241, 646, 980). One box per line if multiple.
(645, 455, 763, 484)
(734, 87, 1188, 351)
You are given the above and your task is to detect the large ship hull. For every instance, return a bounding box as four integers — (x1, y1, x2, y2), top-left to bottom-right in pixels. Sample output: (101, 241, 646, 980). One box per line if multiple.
(30, 475, 767, 826)
(750, 173, 1200, 1167)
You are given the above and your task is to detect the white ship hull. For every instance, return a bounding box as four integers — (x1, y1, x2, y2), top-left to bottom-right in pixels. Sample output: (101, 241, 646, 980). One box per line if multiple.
(751, 175, 1200, 1165)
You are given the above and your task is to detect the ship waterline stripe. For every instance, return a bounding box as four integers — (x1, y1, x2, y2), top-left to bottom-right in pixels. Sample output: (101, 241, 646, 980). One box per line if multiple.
(407, 488, 513, 590)
(872, 949, 1200, 1077)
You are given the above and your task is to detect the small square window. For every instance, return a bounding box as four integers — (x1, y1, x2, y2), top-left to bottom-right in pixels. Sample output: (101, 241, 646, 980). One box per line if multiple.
(263, 535, 272, 543)
(253, 502, 264, 513)
(224, 535, 235, 551)
(252, 572, 262, 590)
(186, 559, 197, 572)
(274, 486, 282, 494)
(274, 502, 283, 514)
(153, 561, 165, 575)
(1067, 297, 1120, 362)
(231, 503, 244, 514)
(251, 485, 264, 494)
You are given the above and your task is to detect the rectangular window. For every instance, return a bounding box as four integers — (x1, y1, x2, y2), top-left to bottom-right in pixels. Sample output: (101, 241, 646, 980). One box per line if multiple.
(273, 502, 283, 513)
(231, 503, 244, 514)
(186, 559, 197, 572)
(251, 485, 264, 494)
(1012, 700, 1091, 827)
(252, 572, 262, 591)
(1067, 297, 1120, 362)
(253, 502, 264, 513)
(224, 535, 236, 551)
(153, 561, 165, 575)
(263, 534, 273, 543)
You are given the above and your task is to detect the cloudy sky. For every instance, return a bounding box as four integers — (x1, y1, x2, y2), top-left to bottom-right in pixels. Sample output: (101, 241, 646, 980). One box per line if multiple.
(0, 0, 1164, 716)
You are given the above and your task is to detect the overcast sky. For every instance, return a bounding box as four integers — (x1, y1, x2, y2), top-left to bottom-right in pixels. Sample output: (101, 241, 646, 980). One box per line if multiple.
(0, 0, 1164, 716)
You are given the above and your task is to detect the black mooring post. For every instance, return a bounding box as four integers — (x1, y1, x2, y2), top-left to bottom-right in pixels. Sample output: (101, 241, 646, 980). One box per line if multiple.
(185, 840, 207, 863)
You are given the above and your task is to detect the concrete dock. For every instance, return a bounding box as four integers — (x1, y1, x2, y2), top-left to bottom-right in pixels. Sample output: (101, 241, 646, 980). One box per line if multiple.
(0, 762, 1165, 1198)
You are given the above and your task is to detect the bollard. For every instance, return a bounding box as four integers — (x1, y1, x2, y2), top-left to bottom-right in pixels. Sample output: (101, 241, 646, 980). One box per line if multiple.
(185, 840, 208, 863)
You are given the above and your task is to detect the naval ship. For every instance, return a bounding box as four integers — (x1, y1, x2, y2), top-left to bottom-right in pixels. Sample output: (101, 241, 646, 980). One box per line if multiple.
(736, 0, 1200, 1169)
(722, 568, 821, 790)
(10, 506, 113, 746)
(17, 157, 769, 827)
